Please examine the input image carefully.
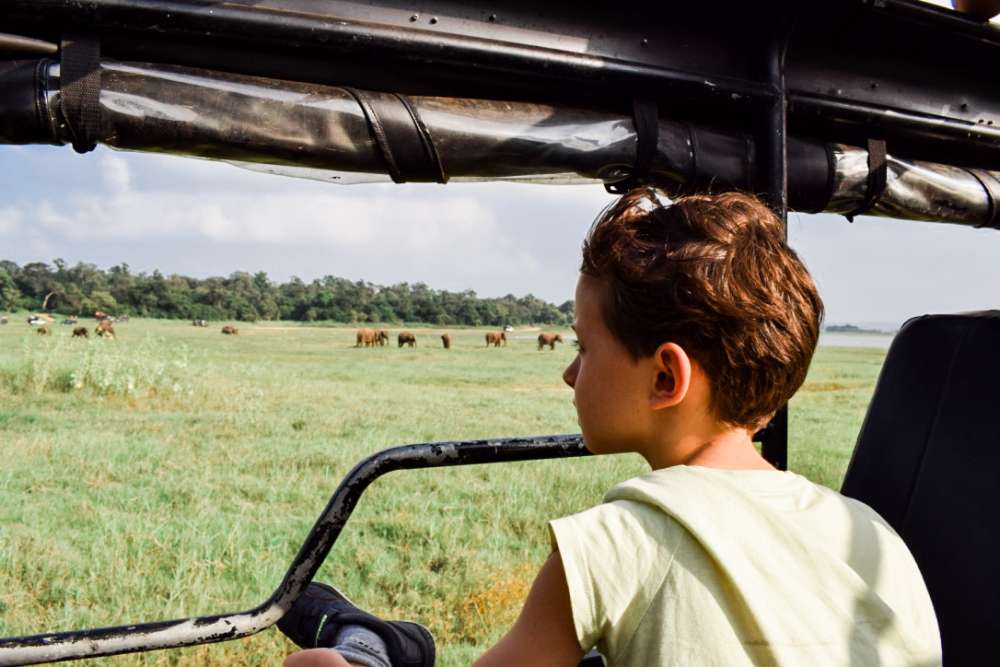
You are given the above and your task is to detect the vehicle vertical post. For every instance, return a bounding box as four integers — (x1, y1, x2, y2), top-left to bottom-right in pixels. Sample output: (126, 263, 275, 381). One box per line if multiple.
(758, 12, 794, 471)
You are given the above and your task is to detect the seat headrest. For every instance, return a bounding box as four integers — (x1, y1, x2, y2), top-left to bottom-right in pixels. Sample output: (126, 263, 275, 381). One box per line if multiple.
(841, 310, 1000, 665)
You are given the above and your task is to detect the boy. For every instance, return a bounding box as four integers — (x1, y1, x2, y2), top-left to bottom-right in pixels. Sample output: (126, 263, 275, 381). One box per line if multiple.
(281, 189, 941, 666)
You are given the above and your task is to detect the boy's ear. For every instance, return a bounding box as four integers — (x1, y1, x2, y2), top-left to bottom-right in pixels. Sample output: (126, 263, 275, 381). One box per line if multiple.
(650, 342, 692, 410)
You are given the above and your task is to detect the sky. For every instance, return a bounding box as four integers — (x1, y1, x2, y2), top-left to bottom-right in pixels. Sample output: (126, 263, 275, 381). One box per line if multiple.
(2, 144, 1000, 330)
(2, 0, 999, 329)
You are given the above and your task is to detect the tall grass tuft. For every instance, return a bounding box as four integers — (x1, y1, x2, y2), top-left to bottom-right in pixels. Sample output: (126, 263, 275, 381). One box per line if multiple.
(0, 335, 194, 399)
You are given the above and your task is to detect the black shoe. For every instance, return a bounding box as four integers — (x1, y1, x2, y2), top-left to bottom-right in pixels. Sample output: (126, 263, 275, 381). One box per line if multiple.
(278, 582, 435, 667)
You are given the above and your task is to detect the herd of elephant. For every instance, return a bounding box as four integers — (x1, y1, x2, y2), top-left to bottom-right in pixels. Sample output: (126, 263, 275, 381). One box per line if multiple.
(13, 318, 567, 350)
(21, 315, 118, 339)
(355, 328, 565, 350)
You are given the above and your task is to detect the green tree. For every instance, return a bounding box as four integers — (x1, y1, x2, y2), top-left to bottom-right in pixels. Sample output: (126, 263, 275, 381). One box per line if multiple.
(0, 257, 570, 325)
(90, 290, 119, 312)
(0, 267, 21, 311)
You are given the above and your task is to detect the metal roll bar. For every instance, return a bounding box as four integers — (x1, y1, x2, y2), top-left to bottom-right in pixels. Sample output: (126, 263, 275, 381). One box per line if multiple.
(0, 435, 590, 665)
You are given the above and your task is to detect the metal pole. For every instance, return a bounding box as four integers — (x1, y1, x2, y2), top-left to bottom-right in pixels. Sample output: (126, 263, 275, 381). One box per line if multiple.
(758, 8, 794, 471)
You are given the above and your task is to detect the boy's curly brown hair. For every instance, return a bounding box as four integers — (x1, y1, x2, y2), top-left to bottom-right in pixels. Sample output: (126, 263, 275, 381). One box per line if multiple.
(581, 188, 824, 430)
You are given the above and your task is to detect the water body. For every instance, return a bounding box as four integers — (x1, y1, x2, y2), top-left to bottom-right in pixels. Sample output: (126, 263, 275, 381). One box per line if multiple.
(819, 332, 895, 349)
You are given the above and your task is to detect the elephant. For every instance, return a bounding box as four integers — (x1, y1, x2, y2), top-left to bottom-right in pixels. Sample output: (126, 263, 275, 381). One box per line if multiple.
(537, 332, 563, 350)
(355, 328, 377, 347)
(485, 331, 507, 347)
(95, 320, 117, 338)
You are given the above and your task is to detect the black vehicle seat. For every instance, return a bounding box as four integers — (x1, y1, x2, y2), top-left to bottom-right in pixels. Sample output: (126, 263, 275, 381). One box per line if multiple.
(841, 311, 1000, 665)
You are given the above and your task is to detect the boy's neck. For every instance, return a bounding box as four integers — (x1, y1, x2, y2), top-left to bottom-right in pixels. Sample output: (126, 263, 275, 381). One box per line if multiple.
(643, 427, 776, 472)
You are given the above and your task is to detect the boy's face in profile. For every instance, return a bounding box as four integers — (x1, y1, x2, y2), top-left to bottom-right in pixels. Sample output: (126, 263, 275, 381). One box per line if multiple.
(563, 274, 651, 456)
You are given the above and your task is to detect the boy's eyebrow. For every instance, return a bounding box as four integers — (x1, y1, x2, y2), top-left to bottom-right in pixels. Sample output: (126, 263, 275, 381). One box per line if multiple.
(570, 323, 577, 332)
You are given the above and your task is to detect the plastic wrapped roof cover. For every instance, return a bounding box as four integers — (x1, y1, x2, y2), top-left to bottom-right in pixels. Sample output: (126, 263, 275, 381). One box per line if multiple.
(5, 58, 999, 229)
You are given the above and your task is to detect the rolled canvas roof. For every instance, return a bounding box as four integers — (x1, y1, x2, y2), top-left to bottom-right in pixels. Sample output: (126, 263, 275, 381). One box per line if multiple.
(0, 0, 998, 228)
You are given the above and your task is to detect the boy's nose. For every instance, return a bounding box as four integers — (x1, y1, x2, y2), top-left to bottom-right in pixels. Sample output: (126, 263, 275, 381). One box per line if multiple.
(562, 356, 579, 388)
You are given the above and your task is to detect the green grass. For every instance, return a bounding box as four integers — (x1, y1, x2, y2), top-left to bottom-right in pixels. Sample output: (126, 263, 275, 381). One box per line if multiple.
(0, 318, 886, 665)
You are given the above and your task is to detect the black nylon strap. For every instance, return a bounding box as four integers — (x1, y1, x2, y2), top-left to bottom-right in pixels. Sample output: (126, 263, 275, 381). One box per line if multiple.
(395, 94, 447, 183)
(846, 138, 888, 222)
(632, 98, 659, 180)
(59, 34, 101, 154)
(606, 98, 659, 194)
(968, 169, 1000, 229)
(344, 87, 400, 181)
(343, 87, 446, 183)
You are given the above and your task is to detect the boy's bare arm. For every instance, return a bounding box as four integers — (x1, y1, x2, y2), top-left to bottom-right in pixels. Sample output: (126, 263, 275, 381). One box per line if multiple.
(473, 551, 584, 667)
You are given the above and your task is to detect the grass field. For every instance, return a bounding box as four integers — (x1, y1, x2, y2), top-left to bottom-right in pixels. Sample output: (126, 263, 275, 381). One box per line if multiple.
(0, 318, 888, 665)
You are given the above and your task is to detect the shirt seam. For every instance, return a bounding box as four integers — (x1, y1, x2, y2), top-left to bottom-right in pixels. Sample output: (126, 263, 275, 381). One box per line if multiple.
(611, 539, 678, 664)
(549, 517, 597, 652)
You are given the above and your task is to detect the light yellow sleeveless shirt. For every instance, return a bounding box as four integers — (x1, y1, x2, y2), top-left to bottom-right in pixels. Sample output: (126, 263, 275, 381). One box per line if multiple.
(548, 466, 941, 666)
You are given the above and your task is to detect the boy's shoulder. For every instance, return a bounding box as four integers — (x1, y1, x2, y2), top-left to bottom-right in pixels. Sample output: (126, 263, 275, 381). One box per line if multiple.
(555, 464, 906, 581)
(574, 465, 914, 590)
(553, 467, 940, 664)
(607, 465, 839, 515)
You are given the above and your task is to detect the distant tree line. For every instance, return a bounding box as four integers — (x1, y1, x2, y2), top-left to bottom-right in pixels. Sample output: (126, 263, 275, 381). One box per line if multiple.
(0, 259, 574, 326)
(824, 324, 886, 335)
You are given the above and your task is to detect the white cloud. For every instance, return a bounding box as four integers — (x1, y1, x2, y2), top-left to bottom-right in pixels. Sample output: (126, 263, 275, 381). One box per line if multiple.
(789, 212, 1000, 327)
(20, 147, 1000, 322)
(10, 152, 613, 300)
(103, 154, 132, 194)
(3, 139, 616, 305)
(10, 145, 1000, 321)
(0, 207, 22, 235)
(27, 187, 497, 253)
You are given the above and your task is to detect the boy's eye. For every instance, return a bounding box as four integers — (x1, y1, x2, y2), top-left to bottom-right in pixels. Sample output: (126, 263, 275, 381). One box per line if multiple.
(572, 340, 583, 352)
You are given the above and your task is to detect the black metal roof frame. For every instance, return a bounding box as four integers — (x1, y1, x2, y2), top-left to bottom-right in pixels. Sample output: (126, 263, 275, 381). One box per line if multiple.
(3, 0, 999, 168)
